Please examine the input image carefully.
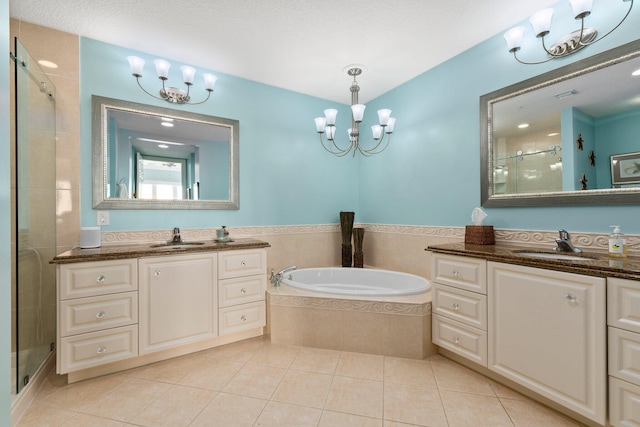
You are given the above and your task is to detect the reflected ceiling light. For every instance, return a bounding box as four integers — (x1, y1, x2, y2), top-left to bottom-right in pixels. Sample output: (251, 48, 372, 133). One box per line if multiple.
(127, 56, 217, 105)
(157, 144, 169, 148)
(503, 0, 634, 65)
(548, 132, 560, 136)
(632, 68, 640, 76)
(37, 59, 58, 69)
(555, 89, 577, 99)
(518, 123, 530, 128)
(314, 67, 396, 157)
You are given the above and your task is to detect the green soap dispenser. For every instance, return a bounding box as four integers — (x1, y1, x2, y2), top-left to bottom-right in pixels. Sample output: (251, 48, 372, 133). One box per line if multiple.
(609, 225, 627, 257)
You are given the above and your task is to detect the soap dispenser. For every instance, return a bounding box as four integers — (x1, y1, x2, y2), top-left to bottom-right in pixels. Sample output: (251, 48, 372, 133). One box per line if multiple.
(609, 225, 627, 257)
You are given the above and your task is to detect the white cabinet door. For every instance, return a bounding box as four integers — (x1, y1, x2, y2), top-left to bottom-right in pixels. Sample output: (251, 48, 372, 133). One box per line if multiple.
(139, 253, 217, 355)
(488, 261, 606, 425)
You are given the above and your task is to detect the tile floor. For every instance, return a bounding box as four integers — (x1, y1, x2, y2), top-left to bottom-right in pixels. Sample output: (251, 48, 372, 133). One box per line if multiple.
(16, 337, 585, 426)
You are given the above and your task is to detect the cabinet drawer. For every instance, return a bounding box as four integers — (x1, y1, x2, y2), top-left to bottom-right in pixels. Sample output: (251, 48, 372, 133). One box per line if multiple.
(59, 259, 137, 300)
(609, 277, 640, 334)
(432, 253, 486, 294)
(609, 326, 640, 385)
(59, 325, 137, 374)
(218, 249, 266, 279)
(219, 275, 266, 308)
(432, 314, 487, 367)
(219, 301, 266, 336)
(60, 292, 138, 337)
(609, 376, 640, 427)
(433, 283, 487, 330)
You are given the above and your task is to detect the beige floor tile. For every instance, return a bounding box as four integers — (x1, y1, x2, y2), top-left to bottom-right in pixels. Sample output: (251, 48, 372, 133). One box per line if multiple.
(203, 336, 268, 362)
(82, 378, 170, 422)
(325, 376, 384, 418)
(41, 373, 124, 411)
(430, 356, 496, 396)
(489, 379, 529, 401)
(15, 402, 76, 427)
(501, 397, 586, 426)
(384, 421, 424, 427)
(254, 401, 322, 427)
(383, 357, 437, 388)
(440, 390, 514, 427)
(271, 370, 333, 408)
(222, 362, 287, 399)
(127, 353, 206, 384)
(320, 410, 383, 427)
(335, 351, 384, 381)
(61, 413, 127, 426)
(177, 358, 244, 390)
(189, 392, 267, 427)
(129, 384, 217, 426)
(290, 347, 341, 374)
(383, 383, 448, 427)
(250, 343, 301, 368)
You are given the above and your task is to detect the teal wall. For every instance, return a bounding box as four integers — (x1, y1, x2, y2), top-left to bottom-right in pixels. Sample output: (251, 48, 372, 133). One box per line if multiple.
(361, 1, 640, 233)
(595, 109, 640, 188)
(81, 1, 640, 234)
(1, 0, 11, 423)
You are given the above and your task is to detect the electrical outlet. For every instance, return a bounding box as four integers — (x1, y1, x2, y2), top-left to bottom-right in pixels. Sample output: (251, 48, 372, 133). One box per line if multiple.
(97, 211, 110, 226)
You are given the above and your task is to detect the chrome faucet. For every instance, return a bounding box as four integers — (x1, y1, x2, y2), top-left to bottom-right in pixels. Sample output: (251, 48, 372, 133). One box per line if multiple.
(270, 265, 297, 287)
(554, 229, 582, 253)
(169, 227, 184, 244)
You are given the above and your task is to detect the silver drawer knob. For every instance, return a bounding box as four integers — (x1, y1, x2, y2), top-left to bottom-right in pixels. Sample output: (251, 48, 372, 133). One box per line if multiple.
(453, 336, 460, 345)
(241, 261, 247, 266)
(452, 303, 460, 311)
(452, 270, 461, 277)
(564, 293, 578, 304)
(241, 315, 247, 321)
(96, 275, 105, 283)
(154, 270, 161, 277)
(96, 311, 106, 319)
(241, 288, 247, 294)
(97, 346, 107, 354)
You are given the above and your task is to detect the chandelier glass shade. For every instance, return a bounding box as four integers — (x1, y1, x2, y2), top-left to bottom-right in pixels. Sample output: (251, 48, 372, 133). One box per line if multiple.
(127, 56, 217, 105)
(314, 67, 396, 157)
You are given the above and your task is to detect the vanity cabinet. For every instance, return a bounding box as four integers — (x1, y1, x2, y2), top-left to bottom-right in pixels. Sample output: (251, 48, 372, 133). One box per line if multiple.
(57, 259, 138, 374)
(488, 262, 607, 425)
(139, 253, 217, 355)
(431, 254, 488, 366)
(217, 249, 267, 336)
(608, 277, 640, 427)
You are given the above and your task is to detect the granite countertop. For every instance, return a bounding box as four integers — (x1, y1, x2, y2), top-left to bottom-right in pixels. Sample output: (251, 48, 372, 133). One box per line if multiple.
(51, 238, 270, 264)
(427, 242, 640, 280)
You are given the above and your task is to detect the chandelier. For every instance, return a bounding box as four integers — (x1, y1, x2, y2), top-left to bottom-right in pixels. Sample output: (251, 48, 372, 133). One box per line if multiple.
(314, 67, 396, 157)
(127, 56, 217, 105)
(503, 0, 634, 65)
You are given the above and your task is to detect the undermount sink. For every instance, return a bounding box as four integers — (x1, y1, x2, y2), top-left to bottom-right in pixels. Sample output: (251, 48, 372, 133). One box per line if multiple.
(513, 251, 595, 261)
(150, 242, 206, 250)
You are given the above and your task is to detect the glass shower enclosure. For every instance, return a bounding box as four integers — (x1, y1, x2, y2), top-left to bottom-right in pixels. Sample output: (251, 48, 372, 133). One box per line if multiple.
(10, 38, 57, 395)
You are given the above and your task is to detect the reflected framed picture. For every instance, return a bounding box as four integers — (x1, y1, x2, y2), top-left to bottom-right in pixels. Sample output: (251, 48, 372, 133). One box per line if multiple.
(611, 151, 640, 185)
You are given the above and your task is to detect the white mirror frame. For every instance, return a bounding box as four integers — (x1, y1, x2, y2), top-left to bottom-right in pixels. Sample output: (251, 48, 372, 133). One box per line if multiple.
(92, 96, 239, 210)
(480, 39, 640, 207)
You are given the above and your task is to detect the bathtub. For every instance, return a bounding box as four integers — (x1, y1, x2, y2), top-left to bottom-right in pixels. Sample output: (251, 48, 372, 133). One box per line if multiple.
(280, 267, 430, 296)
(268, 267, 435, 359)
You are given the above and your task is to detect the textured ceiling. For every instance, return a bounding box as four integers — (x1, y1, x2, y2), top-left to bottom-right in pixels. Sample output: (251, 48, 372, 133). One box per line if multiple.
(10, 0, 559, 104)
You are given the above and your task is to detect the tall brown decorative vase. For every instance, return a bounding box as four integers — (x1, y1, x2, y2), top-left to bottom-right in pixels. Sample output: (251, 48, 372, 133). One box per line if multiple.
(340, 211, 355, 268)
(353, 227, 364, 268)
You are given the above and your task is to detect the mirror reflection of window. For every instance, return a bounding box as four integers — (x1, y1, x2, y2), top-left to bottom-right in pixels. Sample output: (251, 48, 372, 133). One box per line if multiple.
(137, 156, 186, 200)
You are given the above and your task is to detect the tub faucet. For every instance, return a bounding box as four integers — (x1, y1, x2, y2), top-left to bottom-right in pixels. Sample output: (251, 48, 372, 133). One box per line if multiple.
(270, 265, 297, 287)
(169, 227, 184, 244)
(554, 229, 582, 253)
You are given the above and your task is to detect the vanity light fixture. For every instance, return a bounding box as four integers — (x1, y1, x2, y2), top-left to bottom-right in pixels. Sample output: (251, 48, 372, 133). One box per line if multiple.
(314, 67, 396, 157)
(126, 56, 217, 105)
(503, 0, 634, 65)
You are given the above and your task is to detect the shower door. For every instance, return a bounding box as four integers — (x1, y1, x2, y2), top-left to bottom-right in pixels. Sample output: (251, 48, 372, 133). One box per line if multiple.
(11, 38, 57, 394)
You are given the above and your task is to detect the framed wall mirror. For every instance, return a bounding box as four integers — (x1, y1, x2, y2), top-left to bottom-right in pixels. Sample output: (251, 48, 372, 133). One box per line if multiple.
(92, 95, 239, 209)
(480, 39, 640, 207)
